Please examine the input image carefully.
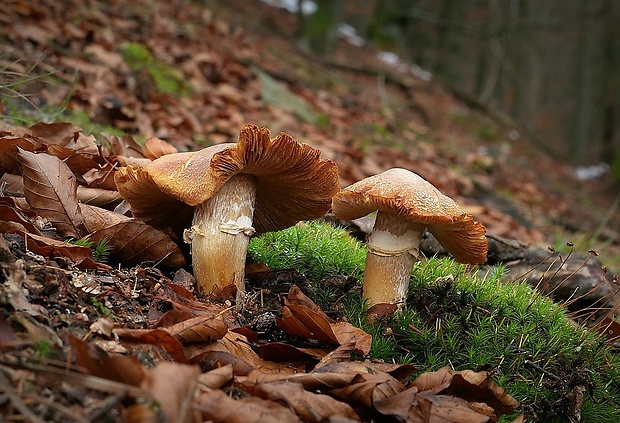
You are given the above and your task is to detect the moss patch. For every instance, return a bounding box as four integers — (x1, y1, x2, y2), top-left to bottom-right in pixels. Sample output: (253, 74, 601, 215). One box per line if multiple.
(249, 221, 620, 422)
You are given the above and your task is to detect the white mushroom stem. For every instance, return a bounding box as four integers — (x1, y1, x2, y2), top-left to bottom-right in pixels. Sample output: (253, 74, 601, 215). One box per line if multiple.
(363, 211, 425, 307)
(184, 173, 257, 296)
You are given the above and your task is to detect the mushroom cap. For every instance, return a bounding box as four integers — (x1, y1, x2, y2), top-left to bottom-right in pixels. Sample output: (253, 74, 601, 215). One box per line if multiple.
(115, 125, 340, 235)
(332, 168, 488, 264)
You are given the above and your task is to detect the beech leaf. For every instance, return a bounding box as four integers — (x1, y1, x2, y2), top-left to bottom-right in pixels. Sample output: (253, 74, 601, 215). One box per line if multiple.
(17, 148, 87, 238)
(88, 220, 186, 266)
(166, 315, 228, 344)
(143, 136, 178, 160)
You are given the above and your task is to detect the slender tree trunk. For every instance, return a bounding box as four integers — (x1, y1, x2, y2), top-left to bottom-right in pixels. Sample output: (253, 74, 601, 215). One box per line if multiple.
(572, 1, 596, 160)
(600, 0, 619, 164)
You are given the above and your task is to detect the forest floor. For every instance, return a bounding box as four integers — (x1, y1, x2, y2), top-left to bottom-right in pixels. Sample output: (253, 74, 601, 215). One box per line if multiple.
(1, 0, 620, 421)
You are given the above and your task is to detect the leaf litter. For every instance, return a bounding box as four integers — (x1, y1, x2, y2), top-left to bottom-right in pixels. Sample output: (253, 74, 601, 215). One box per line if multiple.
(2, 0, 616, 420)
(0, 143, 521, 419)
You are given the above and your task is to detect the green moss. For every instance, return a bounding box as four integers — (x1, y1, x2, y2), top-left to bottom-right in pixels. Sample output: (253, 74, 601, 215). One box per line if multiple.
(248, 221, 366, 283)
(119, 42, 191, 96)
(249, 221, 620, 421)
(61, 109, 124, 139)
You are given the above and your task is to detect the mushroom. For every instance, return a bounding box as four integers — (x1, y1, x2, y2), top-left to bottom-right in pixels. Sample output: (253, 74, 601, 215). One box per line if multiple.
(331, 168, 487, 307)
(115, 125, 340, 297)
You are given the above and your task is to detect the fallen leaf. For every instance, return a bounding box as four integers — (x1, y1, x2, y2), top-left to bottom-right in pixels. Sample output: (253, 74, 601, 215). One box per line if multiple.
(0, 134, 40, 173)
(330, 372, 406, 408)
(195, 388, 303, 423)
(331, 321, 372, 356)
(242, 381, 361, 423)
(374, 386, 496, 423)
(81, 162, 118, 190)
(188, 331, 296, 376)
(0, 199, 43, 236)
(412, 367, 519, 417)
(192, 350, 255, 376)
(28, 121, 81, 145)
(595, 317, 620, 343)
(88, 220, 186, 267)
(113, 327, 189, 364)
(81, 203, 127, 232)
(166, 314, 228, 344)
(77, 186, 122, 208)
(285, 285, 331, 320)
(143, 136, 178, 159)
(277, 303, 339, 344)
(0, 221, 108, 270)
(68, 334, 145, 386)
(109, 134, 147, 158)
(258, 341, 328, 362)
(17, 148, 87, 238)
(140, 361, 200, 423)
(198, 364, 234, 389)
(0, 315, 18, 347)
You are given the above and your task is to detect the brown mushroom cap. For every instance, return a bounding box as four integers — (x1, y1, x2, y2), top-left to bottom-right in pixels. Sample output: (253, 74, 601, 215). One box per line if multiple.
(115, 125, 340, 235)
(332, 168, 488, 264)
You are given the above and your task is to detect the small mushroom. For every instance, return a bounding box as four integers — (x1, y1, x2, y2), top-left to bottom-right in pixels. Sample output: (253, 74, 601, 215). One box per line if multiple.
(115, 125, 340, 297)
(332, 168, 487, 307)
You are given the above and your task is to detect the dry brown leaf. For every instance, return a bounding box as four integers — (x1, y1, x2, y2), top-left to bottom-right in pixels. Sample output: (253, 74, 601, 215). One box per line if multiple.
(17, 148, 87, 238)
(331, 321, 372, 356)
(166, 314, 228, 344)
(140, 361, 200, 423)
(0, 173, 24, 196)
(143, 136, 178, 160)
(81, 203, 128, 232)
(192, 350, 255, 376)
(109, 134, 147, 158)
(195, 388, 303, 423)
(81, 162, 118, 190)
(439, 370, 519, 417)
(28, 121, 81, 145)
(113, 328, 189, 364)
(0, 221, 108, 270)
(277, 303, 339, 344)
(411, 367, 519, 418)
(285, 285, 332, 320)
(0, 135, 40, 173)
(188, 331, 296, 376)
(258, 341, 329, 363)
(594, 317, 620, 343)
(0, 198, 42, 236)
(156, 283, 237, 327)
(0, 315, 18, 347)
(374, 387, 495, 423)
(242, 381, 361, 423)
(113, 155, 153, 167)
(87, 220, 186, 267)
(330, 372, 406, 408)
(77, 187, 123, 208)
(198, 364, 234, 389)
(68, 334, 145, 386)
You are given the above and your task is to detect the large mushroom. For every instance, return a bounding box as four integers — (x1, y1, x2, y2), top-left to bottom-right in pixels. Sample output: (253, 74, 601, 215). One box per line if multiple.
(332, 168, 487, 307)
(115, 125, 340, 297)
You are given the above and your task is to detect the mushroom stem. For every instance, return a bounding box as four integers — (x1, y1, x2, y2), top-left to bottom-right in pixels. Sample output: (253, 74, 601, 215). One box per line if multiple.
(185, 173, 257, 296)
(363, 211, 425, 307)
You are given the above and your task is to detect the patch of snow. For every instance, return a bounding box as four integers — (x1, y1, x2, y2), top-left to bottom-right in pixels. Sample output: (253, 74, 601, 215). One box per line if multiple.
(377, 51, 401, 66)
(337, 23, 365, 46)
(377, 51, 433, 82)
(508, 130, 520, 141)
(571, 163, 609, 181)
(410, 64, 432, 82)
(260, 0, 317, 15)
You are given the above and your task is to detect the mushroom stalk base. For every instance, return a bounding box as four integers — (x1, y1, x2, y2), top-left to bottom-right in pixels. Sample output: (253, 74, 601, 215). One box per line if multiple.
(363, 211, 425, 307)
(186, 173, 257, 297)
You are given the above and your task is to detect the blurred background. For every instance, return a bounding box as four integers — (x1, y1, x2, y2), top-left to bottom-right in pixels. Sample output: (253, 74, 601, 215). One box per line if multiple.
(288, 0, 620, 173)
